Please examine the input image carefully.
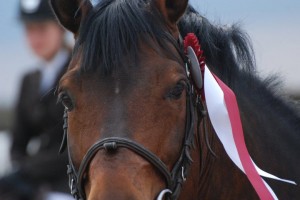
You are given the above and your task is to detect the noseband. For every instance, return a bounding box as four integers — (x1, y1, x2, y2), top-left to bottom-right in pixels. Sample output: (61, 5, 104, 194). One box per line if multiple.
(59, 37, 205, 200)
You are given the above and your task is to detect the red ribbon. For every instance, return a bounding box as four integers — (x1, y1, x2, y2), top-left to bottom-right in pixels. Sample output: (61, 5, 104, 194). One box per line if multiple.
(213, 74, 274, 200)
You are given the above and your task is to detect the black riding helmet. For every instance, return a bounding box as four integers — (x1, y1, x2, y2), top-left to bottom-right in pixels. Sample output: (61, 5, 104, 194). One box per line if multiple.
(19, 0, 56, 22)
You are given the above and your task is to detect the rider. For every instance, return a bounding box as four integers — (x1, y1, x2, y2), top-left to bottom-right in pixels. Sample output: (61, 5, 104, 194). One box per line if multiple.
(0, 0, 71, 199)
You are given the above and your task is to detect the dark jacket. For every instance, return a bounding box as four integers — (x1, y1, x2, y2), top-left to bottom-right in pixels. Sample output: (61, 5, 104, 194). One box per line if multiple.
(9, 55, 70, 196)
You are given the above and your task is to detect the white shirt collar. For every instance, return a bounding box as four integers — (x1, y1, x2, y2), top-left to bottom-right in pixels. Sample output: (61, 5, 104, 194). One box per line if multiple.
(40, 49, 69, 94)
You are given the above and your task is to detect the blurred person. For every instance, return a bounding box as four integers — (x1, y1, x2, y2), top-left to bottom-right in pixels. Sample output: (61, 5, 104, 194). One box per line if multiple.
(0, 0, 72, 199)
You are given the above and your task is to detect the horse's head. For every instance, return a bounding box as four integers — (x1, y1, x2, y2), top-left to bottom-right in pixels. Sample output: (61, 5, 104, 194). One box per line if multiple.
(51, 0, 201, 199)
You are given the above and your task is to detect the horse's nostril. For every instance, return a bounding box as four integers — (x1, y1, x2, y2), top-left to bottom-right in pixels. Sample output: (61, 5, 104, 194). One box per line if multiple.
(103, 142, 118, 153)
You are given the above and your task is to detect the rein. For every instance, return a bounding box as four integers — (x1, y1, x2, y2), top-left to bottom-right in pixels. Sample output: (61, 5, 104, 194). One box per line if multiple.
(59, 33, 206, 200)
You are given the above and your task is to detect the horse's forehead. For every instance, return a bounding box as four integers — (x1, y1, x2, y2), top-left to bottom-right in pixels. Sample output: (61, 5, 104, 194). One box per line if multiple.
(66, 45, 183, 81)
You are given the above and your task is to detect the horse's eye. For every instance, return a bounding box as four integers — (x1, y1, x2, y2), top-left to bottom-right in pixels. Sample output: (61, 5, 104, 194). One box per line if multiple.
(166, 82, 186, 100)
(58, 92, 74, 111)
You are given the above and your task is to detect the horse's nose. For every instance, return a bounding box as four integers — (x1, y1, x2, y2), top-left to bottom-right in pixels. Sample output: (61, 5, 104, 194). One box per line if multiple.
(85, 148, 164, 200)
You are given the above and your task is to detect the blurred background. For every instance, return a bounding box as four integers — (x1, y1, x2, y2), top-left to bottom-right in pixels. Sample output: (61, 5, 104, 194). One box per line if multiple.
(0, 0, 299, 175)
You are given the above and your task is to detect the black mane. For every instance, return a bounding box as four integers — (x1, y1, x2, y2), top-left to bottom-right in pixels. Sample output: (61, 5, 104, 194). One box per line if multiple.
(76, 0, 256, 81)
(75, 0, 179, 75)
(180, 6, 257, 84)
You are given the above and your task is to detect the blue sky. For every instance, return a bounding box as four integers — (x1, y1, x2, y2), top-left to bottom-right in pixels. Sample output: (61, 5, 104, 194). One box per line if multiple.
(1, 0, 300, 107)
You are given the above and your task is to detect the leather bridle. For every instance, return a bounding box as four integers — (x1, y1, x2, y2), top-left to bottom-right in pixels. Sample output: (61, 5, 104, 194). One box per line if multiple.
(59, 38, 205, 200)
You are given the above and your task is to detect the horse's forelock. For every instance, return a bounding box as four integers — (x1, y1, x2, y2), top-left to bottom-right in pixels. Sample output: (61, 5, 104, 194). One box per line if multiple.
(73, 0, 179, 76)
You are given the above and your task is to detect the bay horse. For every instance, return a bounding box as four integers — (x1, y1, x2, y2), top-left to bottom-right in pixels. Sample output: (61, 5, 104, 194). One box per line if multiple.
(51, 0, 300, 199)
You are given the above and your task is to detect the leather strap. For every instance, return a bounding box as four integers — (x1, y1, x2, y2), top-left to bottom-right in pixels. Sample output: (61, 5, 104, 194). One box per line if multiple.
(76, 137, 173, 199)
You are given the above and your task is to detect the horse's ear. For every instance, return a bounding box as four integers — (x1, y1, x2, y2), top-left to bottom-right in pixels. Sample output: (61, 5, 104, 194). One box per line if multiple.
(153, 0, 188, 28)
(50, 0, 92, 34)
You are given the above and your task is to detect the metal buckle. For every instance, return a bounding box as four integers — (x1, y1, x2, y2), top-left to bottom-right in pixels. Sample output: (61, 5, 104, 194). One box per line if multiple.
(67, 165, 79, 198)
(157, 189, 172, 200)
(185, 62, 191, 78)
(181, 166, 186, 182)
